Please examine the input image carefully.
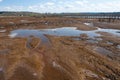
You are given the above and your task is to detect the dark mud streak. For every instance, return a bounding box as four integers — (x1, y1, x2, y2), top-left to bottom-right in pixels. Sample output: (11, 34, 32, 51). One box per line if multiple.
(0, 49, 10, 54)
(26, 38, 33, 49)
(0, 71, 5, 80)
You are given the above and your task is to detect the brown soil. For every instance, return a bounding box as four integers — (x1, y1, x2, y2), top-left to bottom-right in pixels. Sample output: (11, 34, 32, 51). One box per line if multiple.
(94, 22, 120, 30)
(79, 18, 120, 30)
(0, 16, 120, 80)
(0, 16, 97, 31)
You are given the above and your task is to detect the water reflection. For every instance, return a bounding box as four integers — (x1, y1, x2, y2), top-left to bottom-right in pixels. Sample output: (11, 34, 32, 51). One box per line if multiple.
(9, 27, 120, 43)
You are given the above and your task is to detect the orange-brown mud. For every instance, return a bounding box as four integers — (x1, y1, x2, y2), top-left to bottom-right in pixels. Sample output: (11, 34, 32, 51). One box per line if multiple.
(80, 18, 120, 30)
(0, 16, 120, 80)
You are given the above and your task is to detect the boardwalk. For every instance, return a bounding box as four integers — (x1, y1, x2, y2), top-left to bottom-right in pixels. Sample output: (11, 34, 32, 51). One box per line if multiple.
(65, 13, 120, 22)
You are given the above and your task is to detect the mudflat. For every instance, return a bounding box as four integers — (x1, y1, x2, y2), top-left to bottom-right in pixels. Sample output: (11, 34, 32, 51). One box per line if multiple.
(0, 16, 120, 80)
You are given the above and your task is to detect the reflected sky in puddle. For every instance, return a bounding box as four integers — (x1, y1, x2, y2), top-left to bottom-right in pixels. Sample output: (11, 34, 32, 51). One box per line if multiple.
(0, 30, 6, 33)
(9, 27, 120, 43)
(93, 47, 113, 55)
(84, 22, 120, 36)
(117, 45, 120, 49)
(9, 29, 49, 44)
(9, 27, 100, 44)
(87, 39, 98, 44)
(107, 41, 113, 45)
(40, 27, 100, 38)
(84, 22, 94, 27)
(97, 28, 120, 36)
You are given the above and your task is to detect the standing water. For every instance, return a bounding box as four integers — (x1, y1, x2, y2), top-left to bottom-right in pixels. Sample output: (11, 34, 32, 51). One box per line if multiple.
(9, 27, 120, 43)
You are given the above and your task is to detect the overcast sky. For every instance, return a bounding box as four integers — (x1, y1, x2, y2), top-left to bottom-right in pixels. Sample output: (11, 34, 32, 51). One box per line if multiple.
(0, 0, 120, 13)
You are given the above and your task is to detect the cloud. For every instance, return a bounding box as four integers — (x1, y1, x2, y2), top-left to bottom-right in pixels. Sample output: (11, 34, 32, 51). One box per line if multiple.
(45, 2, 54, 6)
(0, 0, 3, 2)
(0, 0, 120, 13)
(0, 6, 25, 11)
(27, 0, 120, 13)
(27, 0, 88, 12)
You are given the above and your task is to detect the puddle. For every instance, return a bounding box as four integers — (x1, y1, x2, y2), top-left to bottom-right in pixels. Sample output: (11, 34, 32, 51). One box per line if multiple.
(84, 22, 120, 36)
(94, 37, 103, 41)
(9, 33, 18, 38)
(117, 45, 120, 49)
(33, 73, 37, 76)
(0, 49, 10, 54)
(83, 69, 99, 78)
(9, 27, 100, 42)
(96, 28, 120, 36)
(84, 22, 94, 27)
(20, 20, 30, 23)
(9, 27, 120, 45)
(93, 47, 113, 55)
(40, 27, 100, 38)
(0, 26, 5, 29)
(0, 68, 3, 71)
(107, 41, 113, 45)
(9, 22, 14, 24)
(72, 37, 81, 41)
(0, 30, 6, 33)
(87, 39, 98, 44)
(9, 30, 49, 44)
(52, 61, 66, 72)
(117, 31, 120, 33)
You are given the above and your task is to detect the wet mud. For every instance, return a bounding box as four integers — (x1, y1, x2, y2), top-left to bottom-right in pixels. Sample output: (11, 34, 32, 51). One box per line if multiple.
(0, 16, 120, 80)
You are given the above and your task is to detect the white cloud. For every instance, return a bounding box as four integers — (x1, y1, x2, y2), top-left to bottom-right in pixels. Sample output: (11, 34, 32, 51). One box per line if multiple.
(46, 2, 54, 6)
(0, 6, 25, 11)
(27, 0, 120, 13)
(0, 0, 3, 2)
(0, 0, 120, 13)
